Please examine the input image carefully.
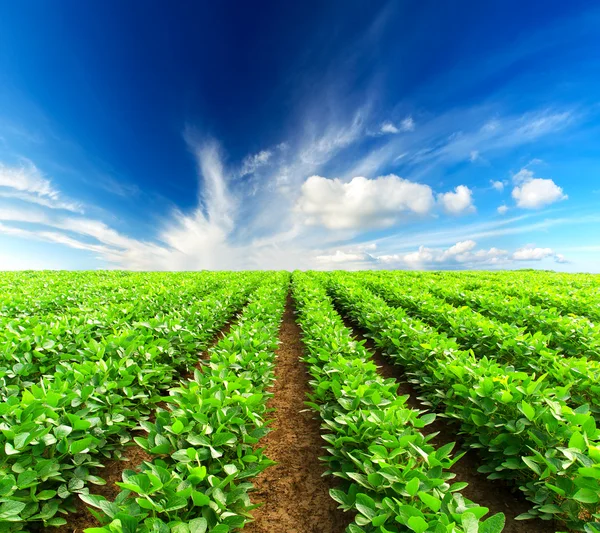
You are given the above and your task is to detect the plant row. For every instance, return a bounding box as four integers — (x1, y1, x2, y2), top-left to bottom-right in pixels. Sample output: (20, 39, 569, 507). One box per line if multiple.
(423, 280, 600, 361)
(79, 272, 289, 533)
(0, 277, 256, 530)
(0, 275, 260, 395)
(0, 272, 226, 320)
(292, 272, 505, 533)
(432, 272, 600, 323)
(363, 273, 600, 423)
(325, 272, 600, 532)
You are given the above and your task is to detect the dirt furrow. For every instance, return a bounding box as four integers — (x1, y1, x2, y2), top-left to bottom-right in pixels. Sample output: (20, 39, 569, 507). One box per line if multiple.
(339, 314, 557, 533)
(244, 294, 349, 533)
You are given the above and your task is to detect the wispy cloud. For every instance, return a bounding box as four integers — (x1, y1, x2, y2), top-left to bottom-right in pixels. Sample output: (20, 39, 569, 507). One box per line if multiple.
(0, 160, 83, 213)
(240, 149, 272, 176)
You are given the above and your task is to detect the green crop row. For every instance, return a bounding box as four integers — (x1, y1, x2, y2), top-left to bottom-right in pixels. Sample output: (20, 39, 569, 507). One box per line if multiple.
(78, 272, 289, 533)
(0, 275, 259, 395)
(424, 280, 600, 361)
(292, 272, 505, 533)
(325, 272, 600, 532)
(0, 272, 225, 320)
(0, 276, 255, 530)
(361, 274, 600, 423)
(430, 272, 600, 323)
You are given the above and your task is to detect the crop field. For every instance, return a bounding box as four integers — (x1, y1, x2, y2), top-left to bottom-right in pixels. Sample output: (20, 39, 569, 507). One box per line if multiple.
(0, 270, 599, 533)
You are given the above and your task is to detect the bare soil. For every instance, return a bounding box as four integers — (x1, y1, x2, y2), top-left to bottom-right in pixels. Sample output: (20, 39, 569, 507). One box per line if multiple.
(244, 294, 350, 533)
(340, 315, 558, 533)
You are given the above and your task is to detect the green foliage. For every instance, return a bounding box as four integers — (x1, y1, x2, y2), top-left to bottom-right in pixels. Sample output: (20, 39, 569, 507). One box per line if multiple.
(292, 272, 505, 532)
(325, 271, 600, 532)
(81, 273, 289, 532)
(0, 272, 266, 530)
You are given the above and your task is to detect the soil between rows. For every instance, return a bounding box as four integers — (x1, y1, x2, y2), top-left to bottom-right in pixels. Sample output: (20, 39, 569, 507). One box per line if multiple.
(244, 294, 350, 533)
(339, 314, 557, 533)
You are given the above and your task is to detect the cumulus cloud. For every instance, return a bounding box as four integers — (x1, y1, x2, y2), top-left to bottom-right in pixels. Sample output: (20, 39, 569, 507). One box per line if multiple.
(497, 205, 509, 215)
(554, 254, 569, 264)
(437, 185, 475, 215)
(511, 245, 566, 263)
(380, 122, 399, 134)
(316, 250, 376, 264)
(296, 174, 435, 230)
(0, 161, 82, 213)
(491, 180, 504, 192)
(511, 168, 567, 209)
(377, 240, 509, 268)
(313, 239, 569, 270)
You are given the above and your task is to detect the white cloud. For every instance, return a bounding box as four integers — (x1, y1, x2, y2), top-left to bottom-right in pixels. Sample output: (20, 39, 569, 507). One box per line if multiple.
(491, 180, 504, 192)
(379, 116, 414, 135)
(0, 161, 82, 213)
(554, 254, 569, 264)
(511, 246, 569, 265)
(401, 116, 415, 132)
(437, 185, 475, 215)
(445, 239, 477, 255)
(511, 168, 567, 209)
(512, 246, 554, 261)
(377, 240, 509, 268)
(469, 150, 479, 162)
(0, 161, 57, 197)
(316, 250, 375, 264)
(380, 122, 399, 134)
(240, 150, 272, 176)
(296, 174, 435, 230)
(299, 108, 366, 165)
(497, 204, 509, 215)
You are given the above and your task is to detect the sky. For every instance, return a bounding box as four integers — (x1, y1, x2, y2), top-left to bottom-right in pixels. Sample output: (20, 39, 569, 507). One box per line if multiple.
(0, 1, 599, 272)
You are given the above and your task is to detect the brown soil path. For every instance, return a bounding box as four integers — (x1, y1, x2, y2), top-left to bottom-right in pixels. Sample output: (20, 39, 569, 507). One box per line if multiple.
(244, 294, 350, 533)
(341, 318, 557, 533)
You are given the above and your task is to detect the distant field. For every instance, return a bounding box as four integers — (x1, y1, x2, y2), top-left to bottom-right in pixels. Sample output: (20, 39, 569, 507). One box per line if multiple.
(0, 270, 599, 533)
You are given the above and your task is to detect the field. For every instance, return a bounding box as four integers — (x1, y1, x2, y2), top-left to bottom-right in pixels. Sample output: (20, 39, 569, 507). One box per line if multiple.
(0, 270, 599, 533)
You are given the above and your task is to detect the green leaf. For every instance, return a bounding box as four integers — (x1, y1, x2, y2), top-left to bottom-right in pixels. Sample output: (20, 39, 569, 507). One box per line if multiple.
(462, 513, 480, 533)
(573, 488, 599, 504)
(191, 491, 210, 507)
(70, 437, 93, 455)
(522, 457, 541, 476)
(519, 401, 535, 421)
(407, 516, 428, 533)
(418, 491, 441, 512)
(480, 513, 506, 533)
(54, 425, 73, 439)
(189, 518, 208, 533)
(405, 477, 419, 497)
(569, 431, 586, 451)
(578, 467, 600, 479)
(355, 493, 376, 520)
(0, 501, 26, 518)
(14, 433, 31, 449)
(171, 420, 184, 434)
(37, 490, 58, 500)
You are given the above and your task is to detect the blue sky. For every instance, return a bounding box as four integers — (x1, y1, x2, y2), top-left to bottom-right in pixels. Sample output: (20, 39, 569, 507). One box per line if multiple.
(0, 1, 599, 271)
